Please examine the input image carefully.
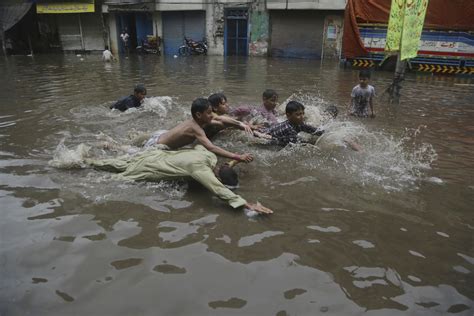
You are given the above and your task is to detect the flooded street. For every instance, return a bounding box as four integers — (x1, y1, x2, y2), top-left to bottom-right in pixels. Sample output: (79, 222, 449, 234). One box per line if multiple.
(0, 54, 473, 315)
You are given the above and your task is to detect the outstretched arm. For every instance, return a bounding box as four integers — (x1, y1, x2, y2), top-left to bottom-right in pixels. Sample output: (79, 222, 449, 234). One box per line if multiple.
(214, 115, 253, 135)
(194, 127, 253, 162)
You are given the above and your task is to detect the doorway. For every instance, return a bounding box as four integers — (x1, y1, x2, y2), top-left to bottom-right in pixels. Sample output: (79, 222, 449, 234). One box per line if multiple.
(225, 9, 248, 56)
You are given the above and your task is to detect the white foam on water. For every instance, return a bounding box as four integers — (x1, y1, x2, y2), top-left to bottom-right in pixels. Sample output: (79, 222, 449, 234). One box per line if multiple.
(48, 139, 90, 169)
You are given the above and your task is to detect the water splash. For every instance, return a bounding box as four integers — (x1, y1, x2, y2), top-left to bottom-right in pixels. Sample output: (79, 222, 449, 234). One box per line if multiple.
(48, 139, 90, 169)
(234, 94, 438, 191)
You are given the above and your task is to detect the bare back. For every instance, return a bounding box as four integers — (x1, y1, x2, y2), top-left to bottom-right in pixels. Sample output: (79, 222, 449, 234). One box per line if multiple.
(157, 119, 201, 149)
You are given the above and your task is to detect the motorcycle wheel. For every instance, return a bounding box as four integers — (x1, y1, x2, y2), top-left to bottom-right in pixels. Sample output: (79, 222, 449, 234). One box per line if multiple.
(178, 46, 191, 56)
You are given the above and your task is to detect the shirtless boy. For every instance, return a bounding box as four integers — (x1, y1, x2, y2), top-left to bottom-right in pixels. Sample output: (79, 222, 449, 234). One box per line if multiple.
(155, 98, 254, 162)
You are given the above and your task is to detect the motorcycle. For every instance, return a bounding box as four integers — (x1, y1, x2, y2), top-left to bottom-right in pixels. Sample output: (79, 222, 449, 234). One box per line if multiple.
(136, 36, 161, 55)
(178, 37, 208, 56)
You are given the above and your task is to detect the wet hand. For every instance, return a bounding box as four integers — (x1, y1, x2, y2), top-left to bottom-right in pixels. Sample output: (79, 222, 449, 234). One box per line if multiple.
(245, 202, 273, 214)
(253, 131, 272, 139)
(250, 123, 263, 130)
(240, 122, 253, 135)
(238, 153, 253, 163)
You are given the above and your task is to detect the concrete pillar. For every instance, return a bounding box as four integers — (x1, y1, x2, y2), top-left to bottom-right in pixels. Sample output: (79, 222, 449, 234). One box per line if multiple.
(206, 1, 224, 55)
(322, 14, 344, 60)
(108, 13, 119, 55)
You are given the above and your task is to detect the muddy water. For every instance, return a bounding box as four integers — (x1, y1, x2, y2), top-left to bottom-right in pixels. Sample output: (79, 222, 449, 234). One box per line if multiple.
(0, 54, 473, 315)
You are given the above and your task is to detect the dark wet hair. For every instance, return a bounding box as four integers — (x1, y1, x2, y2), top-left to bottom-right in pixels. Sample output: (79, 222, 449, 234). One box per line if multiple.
(191, 98, 210, 118)
(263, 89, 278, 100)
(359, 69, 371, 79)
(208, 93, 227, 110)
(285, 101, 305, 114)
(218, 165, 239, 187)
(134, 84, 147, 94)
(105, 45, 109, 50)
(324, 105, 338, 118)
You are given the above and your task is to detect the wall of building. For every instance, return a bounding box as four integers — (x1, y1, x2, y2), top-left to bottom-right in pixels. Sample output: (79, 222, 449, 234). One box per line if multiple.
(248, 1, 269, 56)
(322, 13, 344, 60)
(44, 0, 346, 59)
(270, 10, 326, 59)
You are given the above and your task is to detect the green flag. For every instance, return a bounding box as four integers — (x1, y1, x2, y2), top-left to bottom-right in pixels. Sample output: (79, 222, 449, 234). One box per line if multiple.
(400, 0, 429, 60)
(385, 0, 405, 53)
(385, 0, 429, 60)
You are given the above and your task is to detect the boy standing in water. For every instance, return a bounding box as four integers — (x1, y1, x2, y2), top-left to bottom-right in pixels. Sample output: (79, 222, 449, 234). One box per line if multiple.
(231, 89, 279, 127)
(110, 84, 147, 112)
(102, 46, 115, 62)
(348, 70, 375, 118)
(152, 98, 254, 162)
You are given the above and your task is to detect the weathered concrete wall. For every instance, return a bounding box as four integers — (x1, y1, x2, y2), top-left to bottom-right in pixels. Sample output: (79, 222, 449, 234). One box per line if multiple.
(108, 13, 119, 55)
(322, 13, 344, 60)
(206, 1, 225, 55)
(249, 1, 269, 57)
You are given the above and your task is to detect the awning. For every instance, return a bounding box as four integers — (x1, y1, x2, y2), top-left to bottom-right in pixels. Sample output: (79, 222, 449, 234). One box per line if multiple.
(0, 3, 33, 32)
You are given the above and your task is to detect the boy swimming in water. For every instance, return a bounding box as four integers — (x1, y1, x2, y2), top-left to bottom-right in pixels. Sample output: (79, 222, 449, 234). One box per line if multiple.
(110, 84, 147, 112)
(205, 93, 254, 139)
(150, 98, 254, 162)
(261, 101, 324, 146)
(231, 89, 279, 127)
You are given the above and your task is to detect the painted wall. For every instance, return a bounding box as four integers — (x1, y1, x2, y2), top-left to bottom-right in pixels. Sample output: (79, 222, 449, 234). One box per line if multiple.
(248, 1, 269, 56)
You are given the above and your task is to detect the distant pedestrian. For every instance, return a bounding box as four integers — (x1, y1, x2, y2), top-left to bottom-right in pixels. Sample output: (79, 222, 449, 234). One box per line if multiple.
(110, 84, 147, 112)
(102, 46, 115, 62)
(120, 30, 130, 54)
(348, 70, 375, 118)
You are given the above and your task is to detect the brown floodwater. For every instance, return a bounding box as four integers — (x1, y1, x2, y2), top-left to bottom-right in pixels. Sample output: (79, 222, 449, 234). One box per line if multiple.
(0, 54, 473, 315)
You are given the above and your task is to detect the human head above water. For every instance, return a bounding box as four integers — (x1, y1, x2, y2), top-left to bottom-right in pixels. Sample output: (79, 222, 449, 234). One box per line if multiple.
(262, 89, 278, 110)
(208, 93, 228, 114)
(285, 101, 306, 125)
(191, 97, 212, 121)
(359, 70, 371, 87)
(285, 101, 305, 114)
(133, 84, 147, 101)
(218, 165, 239, 188)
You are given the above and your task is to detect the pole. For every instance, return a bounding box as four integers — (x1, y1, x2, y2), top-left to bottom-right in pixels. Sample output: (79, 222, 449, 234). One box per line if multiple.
(387, 53, 407, 103)
(27, 33, 33, 56)
(78, 14, 85, 50)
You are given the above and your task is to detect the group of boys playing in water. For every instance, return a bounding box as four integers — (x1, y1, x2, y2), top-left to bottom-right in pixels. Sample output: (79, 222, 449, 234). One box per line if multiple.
(98, 71, 374, 215)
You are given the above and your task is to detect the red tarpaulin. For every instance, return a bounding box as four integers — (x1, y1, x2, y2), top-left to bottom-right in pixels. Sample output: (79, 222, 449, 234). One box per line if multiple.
(343, 0, 474, 58)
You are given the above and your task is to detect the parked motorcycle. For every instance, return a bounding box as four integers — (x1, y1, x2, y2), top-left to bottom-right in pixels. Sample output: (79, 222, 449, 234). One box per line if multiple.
(178, 37, 208, 56)
(136, 36, 161, 55)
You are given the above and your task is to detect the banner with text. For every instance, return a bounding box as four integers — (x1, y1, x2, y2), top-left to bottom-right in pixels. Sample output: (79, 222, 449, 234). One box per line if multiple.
(384, 0, 429, 60)
(37, 1, 94, 14)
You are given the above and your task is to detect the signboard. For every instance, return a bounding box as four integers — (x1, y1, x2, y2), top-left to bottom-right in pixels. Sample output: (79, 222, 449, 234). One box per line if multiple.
(384, 0, 429, 60)
(37, 1, 94, 14)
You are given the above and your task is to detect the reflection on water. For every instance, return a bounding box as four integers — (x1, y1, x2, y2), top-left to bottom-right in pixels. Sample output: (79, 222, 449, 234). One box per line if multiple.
(0, 55, 473, 315)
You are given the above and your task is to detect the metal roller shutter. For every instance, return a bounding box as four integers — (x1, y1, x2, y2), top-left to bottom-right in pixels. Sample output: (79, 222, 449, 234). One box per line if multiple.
(270, 10, 325, 59)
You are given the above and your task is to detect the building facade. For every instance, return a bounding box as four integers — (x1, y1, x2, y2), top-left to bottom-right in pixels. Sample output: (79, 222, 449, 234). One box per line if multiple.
(4, 0, 345, 58)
